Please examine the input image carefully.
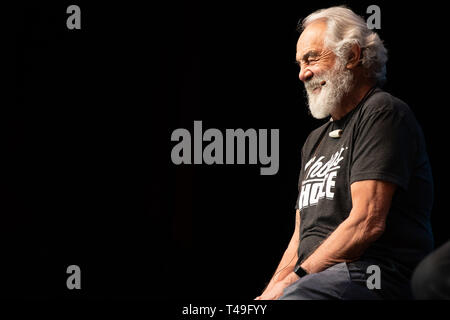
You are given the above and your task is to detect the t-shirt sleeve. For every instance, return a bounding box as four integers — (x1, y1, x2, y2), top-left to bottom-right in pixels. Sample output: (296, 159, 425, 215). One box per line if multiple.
(350, 107, 417, 190)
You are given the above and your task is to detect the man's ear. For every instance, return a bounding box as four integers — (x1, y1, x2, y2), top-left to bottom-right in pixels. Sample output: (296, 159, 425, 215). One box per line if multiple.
(346, 44, 362, 69)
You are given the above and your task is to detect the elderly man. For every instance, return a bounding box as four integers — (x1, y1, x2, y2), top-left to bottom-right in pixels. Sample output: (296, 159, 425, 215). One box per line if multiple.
(255, 6, 434, 300)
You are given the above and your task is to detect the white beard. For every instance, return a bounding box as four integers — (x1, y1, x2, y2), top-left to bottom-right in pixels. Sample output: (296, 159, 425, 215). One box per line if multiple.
(305, 59, 354, 119)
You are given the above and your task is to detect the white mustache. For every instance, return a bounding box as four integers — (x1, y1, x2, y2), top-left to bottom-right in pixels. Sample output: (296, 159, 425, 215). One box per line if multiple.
(305, 76, 328, 92)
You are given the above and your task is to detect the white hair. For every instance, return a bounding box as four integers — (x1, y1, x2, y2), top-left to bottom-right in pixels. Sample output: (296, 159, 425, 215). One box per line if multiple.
(299, 6, 388, 85)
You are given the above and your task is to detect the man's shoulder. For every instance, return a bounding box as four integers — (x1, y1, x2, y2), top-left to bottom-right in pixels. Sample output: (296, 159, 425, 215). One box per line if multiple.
(357, 87, 423, 139)
(360, 87, 412, 119)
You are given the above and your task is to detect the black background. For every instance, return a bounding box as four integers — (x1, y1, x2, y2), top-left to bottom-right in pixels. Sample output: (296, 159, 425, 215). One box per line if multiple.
(8, 0, 449, 302)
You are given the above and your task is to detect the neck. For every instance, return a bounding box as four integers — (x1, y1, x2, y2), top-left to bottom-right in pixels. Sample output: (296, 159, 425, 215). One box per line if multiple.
(330, 79, 376, 121)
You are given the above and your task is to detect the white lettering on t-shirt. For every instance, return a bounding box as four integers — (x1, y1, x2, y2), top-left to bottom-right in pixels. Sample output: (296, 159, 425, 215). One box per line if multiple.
(298, 147, 346, 210)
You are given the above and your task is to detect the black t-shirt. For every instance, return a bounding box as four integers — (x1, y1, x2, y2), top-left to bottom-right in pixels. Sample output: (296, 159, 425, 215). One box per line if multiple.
(294, 87, 434, 297)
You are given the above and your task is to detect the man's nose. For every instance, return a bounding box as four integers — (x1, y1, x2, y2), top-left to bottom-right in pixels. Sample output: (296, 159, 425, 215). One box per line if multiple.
(299, 68, 313, 82)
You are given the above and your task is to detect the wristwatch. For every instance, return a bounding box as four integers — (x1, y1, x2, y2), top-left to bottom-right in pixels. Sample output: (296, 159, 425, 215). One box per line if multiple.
(294, 264, 308, 278)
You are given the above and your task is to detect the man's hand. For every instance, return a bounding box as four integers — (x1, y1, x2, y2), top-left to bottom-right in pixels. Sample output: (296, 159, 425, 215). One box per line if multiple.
(255, 272, 300, 300)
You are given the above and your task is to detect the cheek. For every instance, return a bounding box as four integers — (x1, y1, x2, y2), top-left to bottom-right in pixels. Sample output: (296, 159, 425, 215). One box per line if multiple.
(313, 60, 336, 76)
(323, 58, 338, 71)
(310, 65, 328, 77)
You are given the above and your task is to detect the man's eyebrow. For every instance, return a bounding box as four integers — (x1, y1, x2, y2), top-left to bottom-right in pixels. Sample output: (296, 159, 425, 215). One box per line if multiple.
(296, 50, 320, 63)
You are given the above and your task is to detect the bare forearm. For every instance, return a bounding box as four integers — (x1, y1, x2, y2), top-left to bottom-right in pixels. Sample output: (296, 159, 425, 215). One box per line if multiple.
(264, 237, 298, 291)
(264, 210, 300, 290)
(301, 212, 384, 274)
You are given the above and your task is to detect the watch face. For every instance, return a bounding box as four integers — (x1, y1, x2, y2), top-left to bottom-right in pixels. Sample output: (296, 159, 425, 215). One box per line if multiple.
(295, 265, 307, 277)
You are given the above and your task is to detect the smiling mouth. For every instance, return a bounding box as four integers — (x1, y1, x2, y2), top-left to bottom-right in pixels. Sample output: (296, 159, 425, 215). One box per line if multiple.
(312, 86, 322, 93)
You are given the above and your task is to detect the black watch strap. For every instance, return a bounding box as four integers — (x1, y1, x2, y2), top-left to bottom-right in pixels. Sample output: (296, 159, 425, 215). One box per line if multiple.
(294, 265, 308, 277)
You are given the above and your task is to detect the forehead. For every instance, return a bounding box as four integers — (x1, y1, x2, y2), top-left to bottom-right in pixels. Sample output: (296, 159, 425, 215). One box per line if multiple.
(296, 20, 328, 59)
